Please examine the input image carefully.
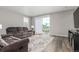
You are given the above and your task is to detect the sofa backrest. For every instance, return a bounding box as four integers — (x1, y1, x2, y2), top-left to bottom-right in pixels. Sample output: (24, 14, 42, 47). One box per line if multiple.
(6, 27, 28, 34)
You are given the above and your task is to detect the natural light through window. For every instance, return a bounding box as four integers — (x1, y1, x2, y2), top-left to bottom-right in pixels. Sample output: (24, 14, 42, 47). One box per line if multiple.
(24, 17, 29, 28)
(42, 15, 50, 32)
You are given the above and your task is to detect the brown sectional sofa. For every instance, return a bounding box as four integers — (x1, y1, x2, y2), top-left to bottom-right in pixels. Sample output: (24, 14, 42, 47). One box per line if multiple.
(0, 36, 29, 52)
(0, 27, 33, 52)
(6, 27, 33, 39)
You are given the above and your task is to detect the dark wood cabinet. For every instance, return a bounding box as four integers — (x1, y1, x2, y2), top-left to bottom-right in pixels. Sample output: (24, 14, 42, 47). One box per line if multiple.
(74, 33, 79, 51)
(68, 30, 79, 52)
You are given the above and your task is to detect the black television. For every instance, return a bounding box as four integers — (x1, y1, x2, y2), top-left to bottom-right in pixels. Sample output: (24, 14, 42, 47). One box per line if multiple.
(74, 7, 79, 28)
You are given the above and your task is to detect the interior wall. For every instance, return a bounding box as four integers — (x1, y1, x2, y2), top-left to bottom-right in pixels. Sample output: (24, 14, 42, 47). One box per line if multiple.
(50, 10, 75, 37)
(29, 17, 33, 29)
(31, 10, 75, 37)
(0, 9, 24, 34)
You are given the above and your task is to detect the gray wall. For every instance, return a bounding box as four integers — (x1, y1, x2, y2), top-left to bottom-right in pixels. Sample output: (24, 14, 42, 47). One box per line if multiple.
(0, 9, 31, 34)
(32, 10, 75, 37)
(0, 8, 75, 37)
(50, 10, 75, 37)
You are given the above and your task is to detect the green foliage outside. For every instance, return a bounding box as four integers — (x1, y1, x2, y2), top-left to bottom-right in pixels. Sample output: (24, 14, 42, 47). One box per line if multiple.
(42, 23, 49, 32)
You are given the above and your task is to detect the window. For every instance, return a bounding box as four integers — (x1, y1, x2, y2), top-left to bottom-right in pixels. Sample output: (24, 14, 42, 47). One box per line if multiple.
(42, 16, 50, 32)
(23, 17, 29, 29)
(0, 24, 2, 29)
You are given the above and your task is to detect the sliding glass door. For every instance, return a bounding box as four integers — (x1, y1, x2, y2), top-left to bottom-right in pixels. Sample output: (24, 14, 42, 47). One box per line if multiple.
(34, 15, 50, 34)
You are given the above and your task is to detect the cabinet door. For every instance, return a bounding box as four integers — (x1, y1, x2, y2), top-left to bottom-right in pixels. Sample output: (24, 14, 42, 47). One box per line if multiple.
(74, 34, 79, 51)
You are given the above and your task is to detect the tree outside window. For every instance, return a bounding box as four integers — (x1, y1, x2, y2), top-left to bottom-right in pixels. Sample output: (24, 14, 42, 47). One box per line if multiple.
(42, 16, 50, 32)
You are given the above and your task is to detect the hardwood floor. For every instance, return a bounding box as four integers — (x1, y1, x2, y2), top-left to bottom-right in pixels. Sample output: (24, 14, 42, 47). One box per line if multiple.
(42, 36, 72, 52)
(28, 34, 72, 52)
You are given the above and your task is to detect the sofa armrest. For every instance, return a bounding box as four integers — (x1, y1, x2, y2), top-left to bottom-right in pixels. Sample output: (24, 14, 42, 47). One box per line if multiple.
(28, 30, 32, 32)
(0, 38, 9, 46)
(10, 36, 22, 40)
(10, 36, 29, 43)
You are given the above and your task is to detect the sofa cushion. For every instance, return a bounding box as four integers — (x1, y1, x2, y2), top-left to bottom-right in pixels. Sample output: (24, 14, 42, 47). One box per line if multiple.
(6, 27, 17, 34)
(17, 27, 23, 32)
(23, 27, 28, 31)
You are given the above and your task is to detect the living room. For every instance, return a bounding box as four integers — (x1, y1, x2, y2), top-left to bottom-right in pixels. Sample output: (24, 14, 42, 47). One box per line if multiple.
(0, 6, 78, 52)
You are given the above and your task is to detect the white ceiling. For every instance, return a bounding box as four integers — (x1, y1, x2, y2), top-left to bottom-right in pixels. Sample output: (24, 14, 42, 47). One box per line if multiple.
(0, 6, 78, 16)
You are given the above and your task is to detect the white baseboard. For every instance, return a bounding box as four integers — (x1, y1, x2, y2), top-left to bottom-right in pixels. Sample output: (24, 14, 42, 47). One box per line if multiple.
(50, 34, 68, 37)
